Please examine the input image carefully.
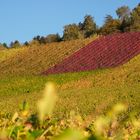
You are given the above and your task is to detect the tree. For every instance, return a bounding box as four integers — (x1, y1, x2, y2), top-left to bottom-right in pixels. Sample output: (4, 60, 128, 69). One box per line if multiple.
(24, 41, 30, 46)
(116, 6, 131, 32)
(39, 36, 46, 44)
(10, 40, 21, 48)
(1, 43, 8, 48)
(33, 35, 46, 44)
(101, 15, 121, 35)
(45, 34, 61, 43)
(116, 6, 130, 21)
(33, 35, 41, 44)
(63, 24, 82, 41)
(32, 34, 61, 44)
(130, 3, 140, 31)
(78, 22, 83, 30)
(120, 18, 131, 32)
(29, 40, 40, 47)
(33, 35, 41, 41)
(0, 43, 8, 50)
(82, 15, 97, 38)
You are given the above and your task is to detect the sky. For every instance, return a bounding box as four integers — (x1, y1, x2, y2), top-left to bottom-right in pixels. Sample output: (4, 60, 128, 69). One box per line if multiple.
(0, 0, 139, 44)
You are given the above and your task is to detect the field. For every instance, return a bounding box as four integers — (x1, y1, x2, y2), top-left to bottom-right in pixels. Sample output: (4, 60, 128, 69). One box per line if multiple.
(0, 35, 140, 139)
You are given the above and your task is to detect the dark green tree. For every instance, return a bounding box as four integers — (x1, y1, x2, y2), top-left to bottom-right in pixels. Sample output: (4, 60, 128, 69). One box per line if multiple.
(101, 15, 121, 35)
(2, 43, 8, 48)
(45, 34, 61, 43)
(82, 15, 97, 37)
(33, 34, 61, 44)
(24, 41, 30, 46)
(130, 3, 140, 31)
(116, 6, 131, 32)
(116, 6, 130, 21)
(33, 35, 41, 42)
(0, 43, 8, 50)
(39, 36, 46, 44)
(10, 40, 21, 48)
(63, 24, 82, 41)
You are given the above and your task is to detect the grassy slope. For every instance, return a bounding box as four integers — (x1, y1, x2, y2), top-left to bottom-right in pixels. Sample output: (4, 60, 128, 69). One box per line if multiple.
(0, 53, 140, 117)
(0, 37, 96, 76)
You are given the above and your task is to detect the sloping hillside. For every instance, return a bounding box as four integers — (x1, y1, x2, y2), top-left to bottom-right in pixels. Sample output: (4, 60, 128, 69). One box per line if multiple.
(0, 37, 97, 76)
(43, 32, 140, 75)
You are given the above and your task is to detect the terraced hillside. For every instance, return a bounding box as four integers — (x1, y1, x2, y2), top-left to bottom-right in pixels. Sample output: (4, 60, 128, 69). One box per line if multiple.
(0, 37, 97, 76)
(43, 32, 140, 75)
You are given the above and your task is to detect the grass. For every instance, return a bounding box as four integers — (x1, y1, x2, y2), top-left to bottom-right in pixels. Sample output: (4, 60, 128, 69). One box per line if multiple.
(0, 54, 140, 118)
(0, 87, 139, 139)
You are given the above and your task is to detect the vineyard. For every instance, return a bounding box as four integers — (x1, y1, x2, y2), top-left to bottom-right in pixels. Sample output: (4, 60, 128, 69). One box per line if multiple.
(43, 32, 140, 75)
(0, 37, 97, 76)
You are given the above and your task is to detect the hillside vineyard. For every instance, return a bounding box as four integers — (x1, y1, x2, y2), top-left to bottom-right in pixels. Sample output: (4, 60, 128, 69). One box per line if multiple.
(43, 32, 140, 75)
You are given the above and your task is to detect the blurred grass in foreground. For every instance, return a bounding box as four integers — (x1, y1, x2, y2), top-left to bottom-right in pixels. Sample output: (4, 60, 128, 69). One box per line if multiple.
(0, 83, 140, 140)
